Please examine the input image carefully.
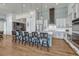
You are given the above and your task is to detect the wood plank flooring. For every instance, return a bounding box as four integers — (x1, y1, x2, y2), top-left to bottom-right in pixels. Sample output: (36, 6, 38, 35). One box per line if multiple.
(0, 35, 77, 56)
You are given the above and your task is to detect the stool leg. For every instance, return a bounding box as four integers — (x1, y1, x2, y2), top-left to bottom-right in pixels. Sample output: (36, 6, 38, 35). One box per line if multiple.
(24, 38, 27, 45)
(28, 39, 30, 46)
(37, 43, 39, 48)
(32, 42, 34, 46)
(22, 40, 24, 44)
(15, 38, 17, 43)
(47, 42, 49, 52)
(37, 40, 40, 48)
(40, 42, 43, 50)
(19, 39, 20, 44)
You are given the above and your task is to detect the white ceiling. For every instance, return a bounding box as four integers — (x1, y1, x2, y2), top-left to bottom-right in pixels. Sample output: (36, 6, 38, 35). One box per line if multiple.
(0, 3, 69, 16)
(0, 3, 57, 16)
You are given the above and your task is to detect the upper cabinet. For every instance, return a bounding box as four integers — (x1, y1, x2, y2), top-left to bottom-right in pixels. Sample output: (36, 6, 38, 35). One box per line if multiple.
(67, 4, 79, 27)
(55, 4, 68, 28)
(68, 4, 79, 21)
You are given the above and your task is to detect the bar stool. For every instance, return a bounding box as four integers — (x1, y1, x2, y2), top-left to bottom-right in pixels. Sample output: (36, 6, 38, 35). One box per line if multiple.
(18, 31, 23, 44)
(15, 30, 20, 43)
(42, 33, 49, 51)
(40, 33, 49, 51)
(39, 33, 44, 49)
(28, 33, 32, 46)
(32, 32, 40, 48)
(21, 31, 25, 44)
(24, 32, 29, 45)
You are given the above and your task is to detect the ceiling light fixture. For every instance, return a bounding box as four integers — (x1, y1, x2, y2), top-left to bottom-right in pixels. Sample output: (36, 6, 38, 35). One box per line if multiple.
(40, 3, 43, 20)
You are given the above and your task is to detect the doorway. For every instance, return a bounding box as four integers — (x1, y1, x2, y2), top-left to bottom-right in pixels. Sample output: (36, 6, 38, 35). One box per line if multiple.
(49, 8, 55, 24)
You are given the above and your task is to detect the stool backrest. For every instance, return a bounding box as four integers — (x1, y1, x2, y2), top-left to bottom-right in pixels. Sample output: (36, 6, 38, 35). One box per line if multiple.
(19, 31, 23, 36)
(16, 30, 20, 36)
(32, 32, 34, 37)
(21, 31, 25, 36)
(24, 32, 29, 37)
(40, 33, 48, 39)
(32, 32, 38, 37)
(44, 33, 48, 39)
(34, 32, 38, 37)
(40, 33, 44, 38)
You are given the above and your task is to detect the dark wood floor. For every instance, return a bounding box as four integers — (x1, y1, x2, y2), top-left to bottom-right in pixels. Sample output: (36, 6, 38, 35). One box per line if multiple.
(0, 35, 77, 56)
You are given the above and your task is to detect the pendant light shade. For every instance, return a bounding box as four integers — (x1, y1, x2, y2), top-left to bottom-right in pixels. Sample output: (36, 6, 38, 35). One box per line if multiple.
(40, 3, 43, 20)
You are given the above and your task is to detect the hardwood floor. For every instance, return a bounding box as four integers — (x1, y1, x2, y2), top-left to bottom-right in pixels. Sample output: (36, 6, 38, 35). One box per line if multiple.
(0, 35, 77, 56)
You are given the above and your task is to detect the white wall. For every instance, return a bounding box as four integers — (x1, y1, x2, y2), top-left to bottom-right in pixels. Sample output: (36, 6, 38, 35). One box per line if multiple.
(76, 4, 79, 18)
(4, 21, 6, 35)
(55, 4, 68, 29)
(15, 11, 36, 32)
(0, 15, 5, 32)
(0, 21, 4, 31)
(26, 11, 36, 32)
(4, 14, 12, 35)
(56, 18, 66, 28)
(54, 4, 68, 39)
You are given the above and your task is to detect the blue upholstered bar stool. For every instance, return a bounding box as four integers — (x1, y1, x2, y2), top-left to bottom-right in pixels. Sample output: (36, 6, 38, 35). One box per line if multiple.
(24, 32, 29, 45)
(21, 31, 25, 44)
(18, 31, 23, 44)
(31, 32, 40, 48)
(39, 33, 44, 49)
(40, 33, 49, 51)
(15, 30, 20, 43)
(42, 33, 49, 51)
(28, 33, 32, 46)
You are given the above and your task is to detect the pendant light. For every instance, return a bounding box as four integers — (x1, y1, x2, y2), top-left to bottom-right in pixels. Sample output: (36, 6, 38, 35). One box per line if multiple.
(22, 4, 24, 14)
(40, 3, 43, 20)
(30, 3, 33, 18)
(40, 3, 44, 31)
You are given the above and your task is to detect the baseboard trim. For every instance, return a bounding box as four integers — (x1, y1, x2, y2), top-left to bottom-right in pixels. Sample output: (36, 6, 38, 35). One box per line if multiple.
(64, 38, 79, 55)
